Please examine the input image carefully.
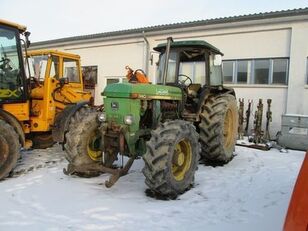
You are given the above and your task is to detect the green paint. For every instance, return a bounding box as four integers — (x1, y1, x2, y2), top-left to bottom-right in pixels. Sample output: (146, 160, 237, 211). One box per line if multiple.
(102, 83, 182, 100)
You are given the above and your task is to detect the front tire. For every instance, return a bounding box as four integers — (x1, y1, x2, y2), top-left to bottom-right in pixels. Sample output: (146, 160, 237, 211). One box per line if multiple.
(142, 120, 200, 199)
(199, 94, 238, 164)
(64, 107, 116, 177)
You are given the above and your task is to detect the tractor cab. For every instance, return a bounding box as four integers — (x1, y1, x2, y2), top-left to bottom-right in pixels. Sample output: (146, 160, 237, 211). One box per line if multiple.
(0, 19, 29, 104)
(26, 49, 90, 108)
(154, 39, 227, 116)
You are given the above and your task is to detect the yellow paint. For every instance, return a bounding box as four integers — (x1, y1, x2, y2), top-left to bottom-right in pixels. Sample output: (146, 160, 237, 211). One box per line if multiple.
(87, 132, 102, 161)
(2, 102, 30, 121)
(1, 49, 91, 139)
(0, 19, 27, 32)
(172, 139, 192, 181)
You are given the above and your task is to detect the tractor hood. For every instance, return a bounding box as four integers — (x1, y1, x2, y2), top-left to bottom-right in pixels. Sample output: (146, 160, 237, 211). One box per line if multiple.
(102, 83, 182, 100)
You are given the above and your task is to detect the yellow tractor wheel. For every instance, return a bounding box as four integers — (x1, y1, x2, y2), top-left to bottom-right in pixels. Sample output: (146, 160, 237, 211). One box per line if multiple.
(143, 120, 199, 199)
(199, 94, 238, 163)
(64, 107, 116, 177)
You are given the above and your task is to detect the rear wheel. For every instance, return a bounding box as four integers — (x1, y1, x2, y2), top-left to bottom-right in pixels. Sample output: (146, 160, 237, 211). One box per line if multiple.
(199, 94, 238, 164)
(0, 120, 20, 179)
(64, 107, 116, 177)
(142, 120, 199, 199)
(32, 132, 55, 149)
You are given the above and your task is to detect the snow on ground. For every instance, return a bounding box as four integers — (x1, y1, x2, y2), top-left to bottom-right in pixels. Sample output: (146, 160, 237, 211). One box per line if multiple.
(0, 145, 305, 231)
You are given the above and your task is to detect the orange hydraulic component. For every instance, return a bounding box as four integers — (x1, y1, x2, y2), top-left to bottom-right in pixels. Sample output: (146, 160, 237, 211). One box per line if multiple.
(125, 66, 149, 83)
(284, 151, 308, 231)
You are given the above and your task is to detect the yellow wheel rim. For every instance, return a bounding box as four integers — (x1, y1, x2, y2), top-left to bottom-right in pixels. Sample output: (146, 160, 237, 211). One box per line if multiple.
(172, 139, 192, 181)
(223, 108, 233, 149)
(87, 132, 102, 161)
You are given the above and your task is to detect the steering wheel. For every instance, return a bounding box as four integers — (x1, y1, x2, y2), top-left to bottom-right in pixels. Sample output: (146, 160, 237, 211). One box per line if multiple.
(178, 74, 192, 87)
(0, 57, 12, 71)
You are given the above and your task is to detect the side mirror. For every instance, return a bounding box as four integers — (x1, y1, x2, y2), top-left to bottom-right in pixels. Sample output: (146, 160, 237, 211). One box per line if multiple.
(24, 31, 31, 48)
(214, 54, 222, 66)
(59, 77, 69, 86)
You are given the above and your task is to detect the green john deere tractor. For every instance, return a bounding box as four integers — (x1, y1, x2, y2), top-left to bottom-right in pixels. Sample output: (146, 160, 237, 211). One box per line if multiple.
(63, 37, 238, 198)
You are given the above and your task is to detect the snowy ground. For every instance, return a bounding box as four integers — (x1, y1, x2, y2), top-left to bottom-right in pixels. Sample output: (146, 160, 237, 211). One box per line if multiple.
(0, 145, 305, 231)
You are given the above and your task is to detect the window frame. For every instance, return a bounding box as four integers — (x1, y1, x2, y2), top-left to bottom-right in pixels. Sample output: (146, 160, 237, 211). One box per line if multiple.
(222, 57, 289, 85)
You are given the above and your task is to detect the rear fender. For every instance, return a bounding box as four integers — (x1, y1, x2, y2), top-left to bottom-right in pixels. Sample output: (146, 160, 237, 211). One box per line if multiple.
(0, 109, 25, 147)
(52, 102, 89, 143)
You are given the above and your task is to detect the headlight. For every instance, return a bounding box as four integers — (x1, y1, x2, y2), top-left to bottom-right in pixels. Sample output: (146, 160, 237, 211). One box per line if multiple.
(124, 115, 134, 125)
(97, 112, 106, 122)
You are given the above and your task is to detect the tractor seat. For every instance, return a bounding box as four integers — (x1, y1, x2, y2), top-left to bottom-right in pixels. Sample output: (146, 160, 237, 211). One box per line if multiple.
(187, 84, 201, 97)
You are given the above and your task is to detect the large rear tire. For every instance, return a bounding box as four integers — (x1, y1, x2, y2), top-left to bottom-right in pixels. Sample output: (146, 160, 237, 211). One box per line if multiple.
(199, 94, 238, 164)
(142, 120, 199, 199)
(0, 120, 20, 179)
(64, 107, 116, 177)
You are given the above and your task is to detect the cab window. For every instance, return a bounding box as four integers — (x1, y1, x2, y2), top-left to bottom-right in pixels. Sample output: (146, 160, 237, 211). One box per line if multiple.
(63, 58, 80, 83)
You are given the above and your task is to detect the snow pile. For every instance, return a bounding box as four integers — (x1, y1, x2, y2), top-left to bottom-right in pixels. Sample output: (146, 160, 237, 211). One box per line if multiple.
(0, 146, 305, 231)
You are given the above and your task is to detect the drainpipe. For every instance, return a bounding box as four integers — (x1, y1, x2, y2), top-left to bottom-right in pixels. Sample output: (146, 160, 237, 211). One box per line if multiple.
(142, 31, 149, 74)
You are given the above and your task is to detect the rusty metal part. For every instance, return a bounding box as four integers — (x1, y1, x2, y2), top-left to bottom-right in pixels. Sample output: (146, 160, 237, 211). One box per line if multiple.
(161, 101, 177, 111)
(63, 157, 135, 188)
(253, 99, 264, 144)
(236, 142, 270, 151)
(119, 132, 125, 155)
(264, 99, 272, 141)
(244, 100, 252, 136)
(238, 98, 244, 139)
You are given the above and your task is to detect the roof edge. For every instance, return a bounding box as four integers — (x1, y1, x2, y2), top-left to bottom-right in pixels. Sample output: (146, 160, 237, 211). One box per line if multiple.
(32, 7, 308, 47)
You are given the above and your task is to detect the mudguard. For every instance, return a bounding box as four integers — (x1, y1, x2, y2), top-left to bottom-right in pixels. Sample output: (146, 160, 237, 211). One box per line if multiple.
(284, 151, 308, 231)
(52, 102, 89, 143)
(0, 109, 25, 147)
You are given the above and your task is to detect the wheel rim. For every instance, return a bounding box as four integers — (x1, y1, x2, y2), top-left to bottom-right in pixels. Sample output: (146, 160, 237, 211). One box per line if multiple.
(87, 132, 102, 161)
(0, 135, 9, 167)
(223, 108, 233, 149)
(172, 139, 192, 181)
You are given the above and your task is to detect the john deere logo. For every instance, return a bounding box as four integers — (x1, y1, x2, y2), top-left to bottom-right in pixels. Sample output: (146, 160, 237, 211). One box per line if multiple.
(156, 89, 168, 95)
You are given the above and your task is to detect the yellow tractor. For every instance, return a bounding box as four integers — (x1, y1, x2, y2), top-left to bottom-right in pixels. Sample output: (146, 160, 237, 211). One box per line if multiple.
(0, 19, 92, 179)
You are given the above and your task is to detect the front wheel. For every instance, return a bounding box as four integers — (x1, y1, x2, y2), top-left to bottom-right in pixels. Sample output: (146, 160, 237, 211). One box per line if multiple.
(142, 120, 200, 199)
(64, 107, 116, 177)
(0, 120, 20, 179)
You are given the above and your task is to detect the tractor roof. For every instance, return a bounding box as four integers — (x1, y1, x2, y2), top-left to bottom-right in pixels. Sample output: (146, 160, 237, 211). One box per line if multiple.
(27, 49, 80, 59)
(153, 40, 223, 55)
(0, 19, 27, 33)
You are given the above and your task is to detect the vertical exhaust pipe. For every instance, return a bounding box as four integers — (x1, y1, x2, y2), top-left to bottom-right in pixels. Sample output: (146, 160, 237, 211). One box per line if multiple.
(162, 37, 173, 85)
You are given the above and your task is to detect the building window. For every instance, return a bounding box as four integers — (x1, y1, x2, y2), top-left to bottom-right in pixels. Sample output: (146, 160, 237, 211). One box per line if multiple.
(272, 59, 288, 84)
(222, 58, 288, 85)
(222, 61, 233, 84)
(237, 60, 250, 84)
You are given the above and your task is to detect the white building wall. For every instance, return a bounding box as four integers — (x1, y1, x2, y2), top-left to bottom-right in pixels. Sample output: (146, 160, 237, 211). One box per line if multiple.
(287, 23, 308, 114)
(56, 40, 144, 105)
(31, 17, 308, 135)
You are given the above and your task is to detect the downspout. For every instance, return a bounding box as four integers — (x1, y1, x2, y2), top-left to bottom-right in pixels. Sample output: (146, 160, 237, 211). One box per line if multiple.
(142, 31, 149, 74)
